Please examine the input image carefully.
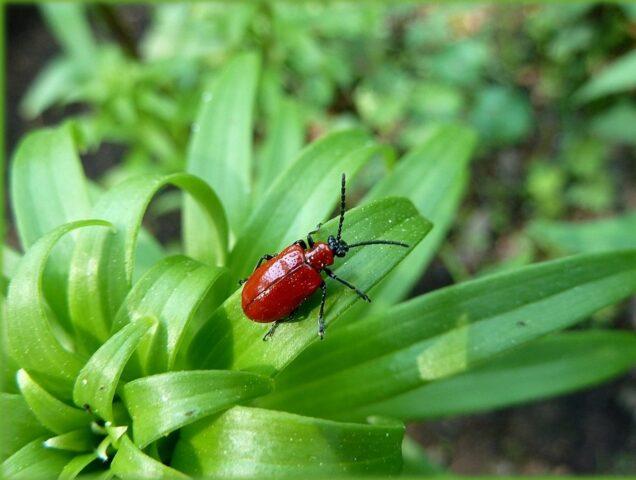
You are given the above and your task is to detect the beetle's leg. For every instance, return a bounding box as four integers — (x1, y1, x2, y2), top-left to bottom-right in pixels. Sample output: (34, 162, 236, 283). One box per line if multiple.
(318, 281, 327, 339)
(293, 239, 307, 249)
(306, 223, 323, 248)
(324, 268, 371, 303)
(254, 253, 276, 272)
(263, 321, 280, 341)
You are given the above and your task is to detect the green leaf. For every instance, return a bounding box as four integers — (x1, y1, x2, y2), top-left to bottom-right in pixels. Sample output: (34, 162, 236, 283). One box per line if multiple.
(402, 435, 442, 475)
(73, 317, 155, 422)
(255, 97, 305, 197)
(257, 250, 636, 420)
(529, 212, 636, 254)
(0, 438, 74, 480)
(123, 370, 273, 447)
(43, 429, 95, 452)
(0, 393, 49, 462)
(58, 453, 98, 480)
(364, 124, 477, 304)
(6, 220, 111, 398)
(68, 173, 227, 352)
(230, 129, 386, 278)
(110, 435, 189, 480)
(353, 330, 636, 420)
(113, 256, 230, 374)
(21, 57, 78, 119)
(189, 197, 431, 375)
(40, 3, 96, 66)
(575, 50, 636, 103)
(184, 52, 260, 238)
(171, 407, 403, 478)
(17, 370, 91, 435)
(10, 125, 93, 328)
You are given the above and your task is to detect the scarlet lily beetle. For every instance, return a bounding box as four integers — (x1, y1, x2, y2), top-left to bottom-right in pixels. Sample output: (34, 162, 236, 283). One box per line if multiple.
(240, 173, 408, 340)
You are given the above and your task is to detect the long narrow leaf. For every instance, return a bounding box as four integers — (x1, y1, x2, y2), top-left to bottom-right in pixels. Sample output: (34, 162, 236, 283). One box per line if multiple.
(575, 50, 636, 103)
(189, 197, 431, 375)
(258, 249, 636, 419)
(112, 256, 230, 374)
(351, 330, 636, 420)
(68, 173, 227, 352)
(0, 394, 49, 462)
(364, 124, 477, 304)
(6, 220, 111, 398)
(73, 317, 155, 422)
(17, 370, 90, 435)
(0, 438, 74, 480)
(171, 407, 403, 478)
(123, 370, 272, 447)
(110, 435, 189, 480)
(184, 52, 260, 240)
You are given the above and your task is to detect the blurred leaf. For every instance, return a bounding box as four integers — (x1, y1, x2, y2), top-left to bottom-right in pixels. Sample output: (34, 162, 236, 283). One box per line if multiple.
(171, 407, 403, 478)
(529, 212, 636, 254)
(470, 86, 533, 146)
(21, 57, 78, 118)
(113, 256, 231, 374)
(184, 52, 260, 239)
(0, 393, 49, 462)
(123, 370, 273, 447)
(364, 124, 477, 304)
(590, 102, 636, 145)
(230, 129, 384, 278)
(110, 435, 190, 479)
(73, 317, 154, 422)
(6, 220, 111, 399)
(402, 435, 442, 475)
(17, 370, 90, 435)
(0, 437, 74, 480)
(257, 250, 636, 419)
(355, 331, 636, 420)
(190, 197, 431, 375)
(575, 50, 636, 103)
(40, 3, 96, 66)
(11, 126, 93, 329)
(256, 98, 305, 197)
(68, 173, 227, 352)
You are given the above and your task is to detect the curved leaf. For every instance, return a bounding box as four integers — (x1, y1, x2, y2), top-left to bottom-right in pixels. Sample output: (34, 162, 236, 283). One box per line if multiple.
(73, 317, 155, 422)
(110, 435, 189, 480)
(352, 330, 636, 420)
(364, 123, 477, 304)
(43, 429, 95, 452)
(40, 3, 96, 66)
(17, 370, 90, 435)
(58, 453, 98, 480)
(113, 256, 231, 374)
(123, 370, 273, 447)
(0, 393, 49, 462)
(0, 437, 74, 480)
(230, 128, 385, 278)
(529, 212, 636, 255)
(6, 220, 111, 398)
(171, 407, 403, 478)
(21, 57, 78, 119)
(258, 249, 636, 419)
(68, 173, 227, 352)
(189, 197, 431, 375)
(10, 125, 92, 328)
(184, 52, 260, 239)
(575, 49, 636, 103)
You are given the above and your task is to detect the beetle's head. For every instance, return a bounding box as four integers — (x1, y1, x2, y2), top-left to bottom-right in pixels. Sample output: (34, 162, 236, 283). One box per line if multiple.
(328, 235, 349, 257)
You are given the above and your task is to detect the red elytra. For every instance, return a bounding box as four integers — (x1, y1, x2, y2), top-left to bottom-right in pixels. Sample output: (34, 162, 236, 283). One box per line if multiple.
(240, 174, 408, 340)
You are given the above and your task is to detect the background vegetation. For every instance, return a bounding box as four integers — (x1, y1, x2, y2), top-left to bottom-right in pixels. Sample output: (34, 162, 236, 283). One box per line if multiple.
(4, 2, 636, 477)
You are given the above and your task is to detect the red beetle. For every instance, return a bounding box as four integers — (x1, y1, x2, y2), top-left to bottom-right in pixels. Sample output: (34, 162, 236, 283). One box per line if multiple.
(241, 174, 408, 340)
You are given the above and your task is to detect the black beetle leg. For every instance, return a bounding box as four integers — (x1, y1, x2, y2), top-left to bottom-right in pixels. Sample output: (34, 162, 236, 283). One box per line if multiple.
(324, 268, 370, 302)
(307, 223, 322, 248)
(253, 253, 276, 272)
(263, 321, 280, 341)
(318, 281, 327, 339)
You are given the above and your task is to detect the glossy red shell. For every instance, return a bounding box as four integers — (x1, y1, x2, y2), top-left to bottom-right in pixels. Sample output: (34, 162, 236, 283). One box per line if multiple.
(241, 242, 334, 323)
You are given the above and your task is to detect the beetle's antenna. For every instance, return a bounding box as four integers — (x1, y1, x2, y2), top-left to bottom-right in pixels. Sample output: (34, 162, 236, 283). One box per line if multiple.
(336, 173, 346, 242)
(347, 240, 409, 248)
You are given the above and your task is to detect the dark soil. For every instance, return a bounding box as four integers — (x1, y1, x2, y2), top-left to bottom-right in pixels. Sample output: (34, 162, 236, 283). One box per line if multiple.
(5, 5, 636, 476)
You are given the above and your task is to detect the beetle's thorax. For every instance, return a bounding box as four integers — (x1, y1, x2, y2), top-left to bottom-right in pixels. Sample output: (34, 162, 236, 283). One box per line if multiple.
(305, 242, 335, 270)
